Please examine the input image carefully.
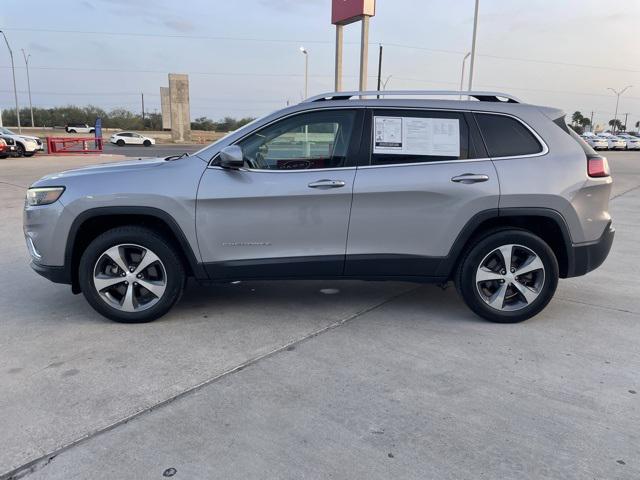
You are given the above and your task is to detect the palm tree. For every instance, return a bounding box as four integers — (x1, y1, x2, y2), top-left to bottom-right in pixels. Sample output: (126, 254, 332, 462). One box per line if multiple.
(571, 111, 584, 126)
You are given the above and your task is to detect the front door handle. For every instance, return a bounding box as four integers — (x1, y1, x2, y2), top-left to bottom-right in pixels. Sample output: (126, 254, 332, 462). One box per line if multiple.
(451, 173, 490, 184)
(308, 179, 346, 189)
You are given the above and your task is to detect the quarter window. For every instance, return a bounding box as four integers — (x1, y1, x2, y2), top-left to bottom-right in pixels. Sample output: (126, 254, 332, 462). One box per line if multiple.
(370, 110, 470, 165)
(236, 110, 357, 170)
(475, 113, 543, 157)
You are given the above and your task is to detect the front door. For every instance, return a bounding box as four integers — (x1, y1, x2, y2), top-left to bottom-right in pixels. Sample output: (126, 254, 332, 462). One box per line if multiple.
(197, 108, 364, 279)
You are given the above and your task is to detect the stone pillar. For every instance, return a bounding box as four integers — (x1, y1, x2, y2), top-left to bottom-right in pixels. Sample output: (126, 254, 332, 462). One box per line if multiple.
(160, 87, 171, 130)
(168, 73, 191, 142)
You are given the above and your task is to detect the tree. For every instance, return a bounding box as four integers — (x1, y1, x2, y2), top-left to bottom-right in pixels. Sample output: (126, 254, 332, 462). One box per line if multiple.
(579, 117, 591, 130)
(571, 111, 584, 126)
(608, 119, 623, 132)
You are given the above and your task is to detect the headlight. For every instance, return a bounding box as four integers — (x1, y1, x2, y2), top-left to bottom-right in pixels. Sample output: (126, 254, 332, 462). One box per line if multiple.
(26, 187, 65, 206)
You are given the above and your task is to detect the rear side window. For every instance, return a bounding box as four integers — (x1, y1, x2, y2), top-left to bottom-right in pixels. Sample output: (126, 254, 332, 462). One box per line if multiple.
(370, 110, 470, 165)
(475, 113, 543, 157)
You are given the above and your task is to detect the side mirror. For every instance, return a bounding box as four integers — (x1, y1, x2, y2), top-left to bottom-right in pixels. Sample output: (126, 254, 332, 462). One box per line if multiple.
(219, 145, 244, 169)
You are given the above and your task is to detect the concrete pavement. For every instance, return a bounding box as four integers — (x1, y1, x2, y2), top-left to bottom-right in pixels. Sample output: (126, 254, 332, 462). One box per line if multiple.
(1, 152, 639, 479)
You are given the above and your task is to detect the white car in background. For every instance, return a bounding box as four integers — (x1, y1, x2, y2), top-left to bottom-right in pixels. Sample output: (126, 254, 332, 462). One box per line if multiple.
(617, 133, 640, 150)
(599, 135, 626, 150)
(109, 132, 156, 147)
(584, 135, 608, 150)
(0, 126, 44, 156)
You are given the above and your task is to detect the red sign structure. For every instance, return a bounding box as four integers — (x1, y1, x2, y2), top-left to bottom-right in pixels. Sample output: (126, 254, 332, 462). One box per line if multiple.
(332, 0, 375, 25)
(46, 137, 103, 154)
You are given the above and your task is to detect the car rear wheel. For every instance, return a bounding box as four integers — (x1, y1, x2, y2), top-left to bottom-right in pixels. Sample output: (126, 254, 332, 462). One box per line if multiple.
(143, 140, 151, 147)
(78, 226, 185, 323)
(15, 143, 25, 157)
(69, 129, 77, 133)
(116, 139, 125, 146)
(456, 229, 558, 323)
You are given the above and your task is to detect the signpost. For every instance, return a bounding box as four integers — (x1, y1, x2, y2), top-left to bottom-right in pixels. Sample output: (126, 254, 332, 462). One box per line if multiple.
(332, 0, 376, 92)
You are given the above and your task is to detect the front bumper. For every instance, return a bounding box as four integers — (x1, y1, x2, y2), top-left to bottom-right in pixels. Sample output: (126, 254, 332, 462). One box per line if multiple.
(30, 261, 71, 284)
(566, 222, 615, 277)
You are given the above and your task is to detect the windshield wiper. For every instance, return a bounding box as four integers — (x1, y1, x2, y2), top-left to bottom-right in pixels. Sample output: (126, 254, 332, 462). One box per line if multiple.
(164, 152, 190, 161)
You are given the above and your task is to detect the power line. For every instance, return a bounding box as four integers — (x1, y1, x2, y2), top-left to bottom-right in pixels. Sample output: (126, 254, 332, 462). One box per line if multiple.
(4, 27, 640, 74)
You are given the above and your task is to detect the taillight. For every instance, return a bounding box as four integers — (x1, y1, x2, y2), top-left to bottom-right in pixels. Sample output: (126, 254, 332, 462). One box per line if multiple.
(587, 155, 610, 178)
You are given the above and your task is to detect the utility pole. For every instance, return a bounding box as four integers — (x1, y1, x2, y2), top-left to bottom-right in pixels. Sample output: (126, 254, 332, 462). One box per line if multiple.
(459, 52, 471, 99)
(0, 31, 21, 133)
(141, 92, 145, 128)
(607, 85, 632, 133)
(467, 0, 480, 91)
(589, 111, 594, 132)
(21, 49, 34, 127)
(376, 44, 383, 98)
(299, 47, 309, 99)
(623, 113, 629, 132)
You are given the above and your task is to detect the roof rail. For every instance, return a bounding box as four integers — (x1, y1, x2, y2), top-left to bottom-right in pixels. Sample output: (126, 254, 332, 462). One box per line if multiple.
(303, 90, 522, 104)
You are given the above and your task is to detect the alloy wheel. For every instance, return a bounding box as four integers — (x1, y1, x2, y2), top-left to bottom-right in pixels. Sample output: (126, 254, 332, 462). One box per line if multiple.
(93, 243, 167, 312)
(475, 244, 545, 312)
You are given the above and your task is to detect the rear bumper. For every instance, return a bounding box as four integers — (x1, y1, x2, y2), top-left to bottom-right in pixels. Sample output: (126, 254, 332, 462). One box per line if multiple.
(566, 222, 615, 277)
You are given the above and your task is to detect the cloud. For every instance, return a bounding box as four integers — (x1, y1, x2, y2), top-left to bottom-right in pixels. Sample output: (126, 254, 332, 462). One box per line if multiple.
(29, 42, 54, 53)
(81, 1, 95, 9)
(163, 19, 195, 33)
(259, 0, 322, 12)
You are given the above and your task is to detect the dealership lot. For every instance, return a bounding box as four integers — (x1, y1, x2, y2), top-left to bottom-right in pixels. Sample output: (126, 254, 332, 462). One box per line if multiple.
(1, 152, 639, 479)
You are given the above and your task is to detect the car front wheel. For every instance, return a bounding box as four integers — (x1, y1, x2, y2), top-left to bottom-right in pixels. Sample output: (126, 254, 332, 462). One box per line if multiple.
(143, 140, 151, 147)
(456, 229, 559, 323)
(78, 226, 185, 323)
(116, 139, 125, 146)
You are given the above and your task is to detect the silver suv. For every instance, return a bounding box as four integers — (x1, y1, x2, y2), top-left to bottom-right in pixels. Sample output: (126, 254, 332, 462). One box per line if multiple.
(23, 91, 614, 323)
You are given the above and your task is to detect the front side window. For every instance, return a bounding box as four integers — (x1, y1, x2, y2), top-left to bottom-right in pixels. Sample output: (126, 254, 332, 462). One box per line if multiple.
(370, 110, 470, 166)
(475, 113, 543, 158)
(236, 110, 357, 170)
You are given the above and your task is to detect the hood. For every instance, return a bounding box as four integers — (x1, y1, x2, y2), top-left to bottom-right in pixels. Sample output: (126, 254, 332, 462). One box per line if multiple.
(34, 157, 166, 185)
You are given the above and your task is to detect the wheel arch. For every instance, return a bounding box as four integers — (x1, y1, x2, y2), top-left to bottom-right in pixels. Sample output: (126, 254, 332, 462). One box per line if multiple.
(66, 207, 206, 293)
(441, 208, 573, 280)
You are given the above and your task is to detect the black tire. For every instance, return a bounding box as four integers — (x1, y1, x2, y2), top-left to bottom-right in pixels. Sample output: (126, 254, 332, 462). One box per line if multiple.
(15, 143, 25, 157)
(89, 129, 95, 133)
(455, 229, 559, 323)
(23, 152, 35, 157)
(69, 129, 77, 133)
(116, 139, 125, 146)
(143, 140, 151, 147)
(78, 226, 185, 323)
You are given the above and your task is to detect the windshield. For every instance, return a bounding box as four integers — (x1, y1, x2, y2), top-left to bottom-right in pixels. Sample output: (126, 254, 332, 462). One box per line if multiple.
(0, 127, 15, 135)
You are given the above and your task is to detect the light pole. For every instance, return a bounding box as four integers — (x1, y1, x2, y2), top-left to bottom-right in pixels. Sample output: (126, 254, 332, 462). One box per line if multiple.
(607, 85, 632, 133)
(459, 52, 471, 99)
(299, 46, 309, 99)
(21, 49, 34, 128)
(0, 30, 21, 133)
(467, 0, 480, 91)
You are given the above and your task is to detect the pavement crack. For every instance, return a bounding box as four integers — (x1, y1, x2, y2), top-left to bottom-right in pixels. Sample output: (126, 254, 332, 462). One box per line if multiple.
(610, 183, 640, 200)
(556, 296, 638, 316)
(0, 286, 418, 480)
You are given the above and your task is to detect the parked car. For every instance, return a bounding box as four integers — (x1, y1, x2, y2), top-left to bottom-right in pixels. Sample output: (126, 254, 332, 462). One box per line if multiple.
(616, 133, 640, 150)
(0, 135, 18, 158)
(584, 135, 608, 150)
(599, 135, 626, 150)
(109, 132, 155, 147)
(24, 90, 614, 324)
(0, 127, 43, 156)
(65, 123, 95, 134)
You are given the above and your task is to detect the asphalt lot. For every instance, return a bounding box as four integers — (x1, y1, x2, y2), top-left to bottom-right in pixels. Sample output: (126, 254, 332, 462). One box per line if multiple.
(0, 151, 639, 479)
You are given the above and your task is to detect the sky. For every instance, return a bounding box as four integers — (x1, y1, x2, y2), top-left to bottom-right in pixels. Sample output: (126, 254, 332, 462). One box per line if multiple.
(0, 0, 638, 130)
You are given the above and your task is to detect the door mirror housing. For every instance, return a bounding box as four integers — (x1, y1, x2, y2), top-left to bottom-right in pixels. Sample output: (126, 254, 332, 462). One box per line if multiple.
(219, 145, 244, 169)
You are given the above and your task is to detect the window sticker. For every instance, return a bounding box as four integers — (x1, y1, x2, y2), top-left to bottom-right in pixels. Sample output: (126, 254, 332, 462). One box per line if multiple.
(373, 116, 460, 157)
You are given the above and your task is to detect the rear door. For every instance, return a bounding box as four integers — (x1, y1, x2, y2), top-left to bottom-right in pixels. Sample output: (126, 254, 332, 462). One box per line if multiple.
(345, 108, 499, 277)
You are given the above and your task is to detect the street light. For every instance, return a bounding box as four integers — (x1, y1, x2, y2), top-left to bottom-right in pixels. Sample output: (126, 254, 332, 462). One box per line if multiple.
(607, 85, 632, 133)
(21, 49, 34, 128)
(467, 0, 480, 91)
(299, 46, 308, 99)
(0, 30, 21, 133)
(459, 52, 471, 99)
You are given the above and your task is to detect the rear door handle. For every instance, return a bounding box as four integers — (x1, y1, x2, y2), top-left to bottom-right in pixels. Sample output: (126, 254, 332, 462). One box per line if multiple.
(308, 179, 346, 189)
(451, 173, 490, 184)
